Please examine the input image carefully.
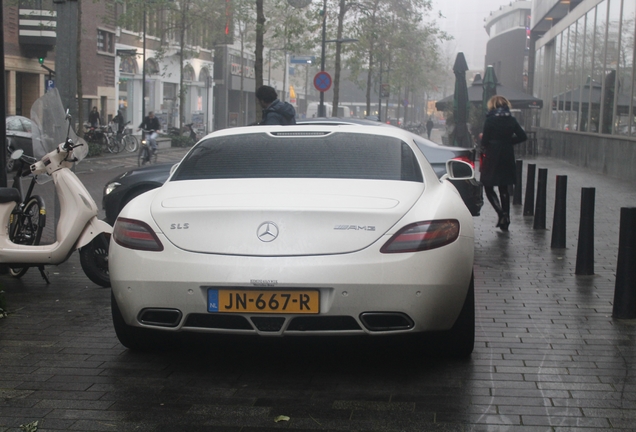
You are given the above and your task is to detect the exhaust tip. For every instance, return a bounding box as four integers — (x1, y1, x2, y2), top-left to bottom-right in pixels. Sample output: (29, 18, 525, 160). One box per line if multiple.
(138, 308, 183, 327)
(359, 312, 414, 331)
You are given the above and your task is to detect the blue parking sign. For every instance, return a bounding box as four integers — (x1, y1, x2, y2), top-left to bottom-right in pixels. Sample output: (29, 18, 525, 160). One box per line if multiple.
(46, 79, 55, 91)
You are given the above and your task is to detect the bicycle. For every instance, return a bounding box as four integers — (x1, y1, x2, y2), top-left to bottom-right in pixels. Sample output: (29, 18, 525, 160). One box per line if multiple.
(138, 129, 158, 166)
(108, 122, 138, 153)
(6, 149, 47, 279)
(85, 124, 122, 154)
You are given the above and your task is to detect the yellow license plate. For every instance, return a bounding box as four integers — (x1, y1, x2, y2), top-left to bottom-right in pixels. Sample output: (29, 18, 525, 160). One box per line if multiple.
(208, 289, 320, 314)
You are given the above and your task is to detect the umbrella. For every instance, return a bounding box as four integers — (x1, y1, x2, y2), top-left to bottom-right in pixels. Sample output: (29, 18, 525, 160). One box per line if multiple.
(451, 52, 472, 148)
(602, 70, 616, 134)
(482, 65, 498, 112)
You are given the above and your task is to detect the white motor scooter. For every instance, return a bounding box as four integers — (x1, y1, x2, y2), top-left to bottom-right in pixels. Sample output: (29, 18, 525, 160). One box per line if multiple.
(0, 89, 112, 287)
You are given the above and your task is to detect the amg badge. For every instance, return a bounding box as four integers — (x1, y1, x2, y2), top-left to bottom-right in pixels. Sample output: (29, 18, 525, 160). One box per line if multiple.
(334, 225, 376, 231)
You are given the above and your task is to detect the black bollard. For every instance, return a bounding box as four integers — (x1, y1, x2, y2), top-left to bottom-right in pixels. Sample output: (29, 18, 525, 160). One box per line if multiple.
(551, 175, 567, 248)
(533, 168, 547, 229)
(575, 188, 595, 275)
(612, 207, 636, 319)
(523, 163, 536, 216)
(513, 159, 523, 205)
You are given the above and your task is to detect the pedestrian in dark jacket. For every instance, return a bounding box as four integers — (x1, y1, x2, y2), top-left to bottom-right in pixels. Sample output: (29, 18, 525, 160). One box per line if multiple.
(426, 118, 434, 139)
(256, 85, 296, 125)
(480, 95, 527, 231)
(88, 107, 101, 128)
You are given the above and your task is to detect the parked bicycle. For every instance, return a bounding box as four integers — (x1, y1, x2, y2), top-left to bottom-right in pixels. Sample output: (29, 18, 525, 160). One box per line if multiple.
(5, 149, 47, 279)
(138, 129, 158, 166)
(84, 124, 122, 154)
(107, 121, 139, 153)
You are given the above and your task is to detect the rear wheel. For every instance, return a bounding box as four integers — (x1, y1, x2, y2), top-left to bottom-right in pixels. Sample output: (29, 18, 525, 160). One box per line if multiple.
(9, 197, 45, 278)
(112, 292, 167, 350)
(137, 147, 147, 167)
(79, 233, 110, 287)
(436, 273, 475, 358)
(106, 136, 122, 153)
(124, 135, 139, 152)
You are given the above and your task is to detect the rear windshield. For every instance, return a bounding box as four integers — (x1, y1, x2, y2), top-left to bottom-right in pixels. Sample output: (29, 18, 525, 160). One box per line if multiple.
(171, 132, 423, 182)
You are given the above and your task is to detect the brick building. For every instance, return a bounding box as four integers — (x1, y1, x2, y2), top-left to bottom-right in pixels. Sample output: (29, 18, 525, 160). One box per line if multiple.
(3, 0, 117, 123)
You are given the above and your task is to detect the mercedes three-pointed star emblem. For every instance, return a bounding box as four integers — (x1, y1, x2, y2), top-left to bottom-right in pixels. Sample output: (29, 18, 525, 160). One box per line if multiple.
(257, 221, 279, 242)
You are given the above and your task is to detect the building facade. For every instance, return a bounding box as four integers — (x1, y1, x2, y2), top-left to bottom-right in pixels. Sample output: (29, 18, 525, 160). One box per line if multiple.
(484, 1, 532, 94)
(531, 0, 636, 180)
(3, 0, 56, 117)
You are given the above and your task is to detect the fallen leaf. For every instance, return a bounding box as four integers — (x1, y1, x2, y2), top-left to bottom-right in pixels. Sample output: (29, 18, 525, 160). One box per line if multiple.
(19, 420, 38, 432)
(274, 415, 290, 422)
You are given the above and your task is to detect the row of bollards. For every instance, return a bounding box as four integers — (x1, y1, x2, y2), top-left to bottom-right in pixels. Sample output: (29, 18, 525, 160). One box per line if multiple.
(515, 160, 636, 319)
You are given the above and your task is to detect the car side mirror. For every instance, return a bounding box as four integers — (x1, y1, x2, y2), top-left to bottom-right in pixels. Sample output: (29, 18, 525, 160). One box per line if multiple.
(10, 149, 24, 160)
(445, 159, 474, 180)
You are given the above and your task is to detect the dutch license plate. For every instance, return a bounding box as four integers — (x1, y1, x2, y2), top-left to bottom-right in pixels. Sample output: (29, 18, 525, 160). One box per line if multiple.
(207, 289, 319, 314)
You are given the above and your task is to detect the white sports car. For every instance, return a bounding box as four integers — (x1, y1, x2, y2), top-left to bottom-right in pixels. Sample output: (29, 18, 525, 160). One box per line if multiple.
(109, 125, 476, 357)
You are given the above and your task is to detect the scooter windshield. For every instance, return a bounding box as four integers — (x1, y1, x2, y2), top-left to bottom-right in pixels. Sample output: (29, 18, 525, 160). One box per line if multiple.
(30, 88, 89, 163)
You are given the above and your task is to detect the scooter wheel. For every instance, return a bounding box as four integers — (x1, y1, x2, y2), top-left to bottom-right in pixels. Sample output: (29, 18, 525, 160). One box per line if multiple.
(79, 233, 110, 288)
(9, 266, 29, 278)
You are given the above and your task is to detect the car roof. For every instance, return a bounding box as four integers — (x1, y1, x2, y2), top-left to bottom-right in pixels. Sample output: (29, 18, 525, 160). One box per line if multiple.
(297, 117, 390, 127)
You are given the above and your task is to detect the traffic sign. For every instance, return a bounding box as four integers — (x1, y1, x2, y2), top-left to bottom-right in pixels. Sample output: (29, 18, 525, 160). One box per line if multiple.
(290, 55, 315, 64)
(45, 79, 55, 92)
(313, 71, 332, 92)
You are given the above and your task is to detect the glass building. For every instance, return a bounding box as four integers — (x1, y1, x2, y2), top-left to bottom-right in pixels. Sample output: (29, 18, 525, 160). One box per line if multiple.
(530, 0, 636, 181)
(533, 0, 635, 137)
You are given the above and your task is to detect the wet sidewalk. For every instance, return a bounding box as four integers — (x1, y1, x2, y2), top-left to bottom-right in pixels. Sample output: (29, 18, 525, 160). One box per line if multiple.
(1, 132, 636, 430)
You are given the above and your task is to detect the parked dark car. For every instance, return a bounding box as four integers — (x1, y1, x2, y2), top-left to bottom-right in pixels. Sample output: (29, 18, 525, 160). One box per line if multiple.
(6, 116, 33, 171)
(102, 163, 175, 225)
(102, 119, 483, 224)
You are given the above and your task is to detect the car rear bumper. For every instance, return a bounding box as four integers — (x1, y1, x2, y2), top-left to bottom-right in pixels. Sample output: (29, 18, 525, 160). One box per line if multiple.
(110, 235, 474, 337)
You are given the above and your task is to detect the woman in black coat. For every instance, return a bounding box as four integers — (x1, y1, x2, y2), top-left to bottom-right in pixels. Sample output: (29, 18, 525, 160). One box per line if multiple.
(480, 96, 527, 231)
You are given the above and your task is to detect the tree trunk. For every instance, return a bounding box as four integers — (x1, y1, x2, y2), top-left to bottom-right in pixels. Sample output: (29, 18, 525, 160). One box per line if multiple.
(332, 0, 345, 115)
(239, 27, 245, 126)
(365, 50, 373, 116)
(254, 0, 265, 123)
(76, 0, 83, 136)
(178, 1, 189, 132)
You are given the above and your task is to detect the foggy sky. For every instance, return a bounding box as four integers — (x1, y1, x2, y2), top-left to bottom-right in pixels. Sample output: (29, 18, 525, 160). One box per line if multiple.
(430, 0, 518, 71)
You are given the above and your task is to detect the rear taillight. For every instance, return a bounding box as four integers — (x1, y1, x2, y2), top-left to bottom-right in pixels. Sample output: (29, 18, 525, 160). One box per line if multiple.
(453, 156, 475, 168)
(380, 220, 460, 253)
(113, 217, 164, 251)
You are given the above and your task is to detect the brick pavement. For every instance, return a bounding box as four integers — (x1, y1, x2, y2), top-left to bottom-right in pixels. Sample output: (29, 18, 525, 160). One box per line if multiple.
(1, 139, 636, 430)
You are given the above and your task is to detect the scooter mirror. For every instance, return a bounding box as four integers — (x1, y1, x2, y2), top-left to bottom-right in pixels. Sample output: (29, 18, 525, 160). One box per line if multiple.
(65, 108, 71, 121)
(10, 149, 24, 160)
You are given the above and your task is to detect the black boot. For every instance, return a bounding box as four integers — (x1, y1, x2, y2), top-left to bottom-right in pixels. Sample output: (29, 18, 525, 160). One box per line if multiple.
(485, 187, 503, 226)
(499, 186, 510, 231)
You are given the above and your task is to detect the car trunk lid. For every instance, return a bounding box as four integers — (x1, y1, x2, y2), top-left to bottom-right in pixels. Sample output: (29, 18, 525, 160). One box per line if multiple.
(151, 179, 423, 256)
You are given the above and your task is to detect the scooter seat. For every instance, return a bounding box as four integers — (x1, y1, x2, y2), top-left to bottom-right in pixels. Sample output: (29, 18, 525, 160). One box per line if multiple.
(0, 188, 21, 204)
